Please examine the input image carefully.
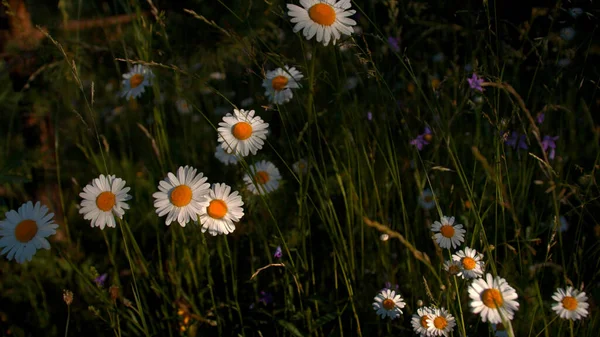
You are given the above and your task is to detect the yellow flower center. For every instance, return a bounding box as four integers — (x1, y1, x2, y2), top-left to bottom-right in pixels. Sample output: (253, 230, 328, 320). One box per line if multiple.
(433, 316, 448, 329)
(308, 3, 336, 26)
(561, 296, 578, 311)
(170, 185, 193, 207)
(255, 171, 270, 185)
(129, 74, 144, 88)
(382, 299, 395, 310)
(481, 289, 504, 308)
(96, 191, 116, 212)
(15, 219, 38, 243)
(440, 225, 455, 238)
(271, 75, 289, 91)
(207, 199, 228, 219)
(462, 257, 476, 270)
(420, 315, 430, 328)
(232, 122, 253, 140)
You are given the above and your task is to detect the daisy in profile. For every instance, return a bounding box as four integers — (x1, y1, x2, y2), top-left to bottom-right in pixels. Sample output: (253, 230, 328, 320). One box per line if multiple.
(244, 160, 282, 195)
(452, 247, 484, 279)
(214, 145, 239, 165)
(79, 174, 132, 229)
(411, 306, 434, 336)
(293, 158, 309, 175)
(418, 188, 436, 210)
(262, 66, 303, 105)
(372, 288, 405, 319)
(287, 0, 357, 46)
(198, 183, 244, 236)
(426, 307, 456, 337)
(431, 216, 466, 249)
(0, 201, 58, 263)
(468, 273, 519, 323)
(121, 64, 154, 100)
(551, 286, 589, 320)
(492, 323, 508, 337)
(152, 166, 210, 226)
(217, 109, 269, 157)
(443, 259, 461, 276)
(176, 98, 191, 115)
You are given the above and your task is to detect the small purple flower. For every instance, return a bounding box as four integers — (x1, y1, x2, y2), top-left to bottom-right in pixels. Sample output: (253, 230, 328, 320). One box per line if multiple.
(505, 131, 528, 150)
(387, 37, 400, 53)
(410, 127, 432, 150)
(367, 111, 373, 121)
(259, 291, 273, 305)
(95, 273, 107, 287)
(273, 246, 282, 259)
(536, 113, 545, 125)
(467, 73, 484, 92)
(541, 135, 559, 160)
(382, 282, 399, 292)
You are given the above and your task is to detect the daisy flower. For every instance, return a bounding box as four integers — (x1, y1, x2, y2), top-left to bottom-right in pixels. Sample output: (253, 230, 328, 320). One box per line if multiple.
(79, 174, 132, 229)
(176, 98, 191, 114)
(243, 160, 282, 195)
(372, 288, 405, 319)
(262, 66, 303, 105)
(287, 0, 357, 46)
(468, 273, 520, 324)
(214, 145, 239, 165)
(426, 307, 456, 337)
(293, 158, 309, 175)
(121, 64, 154, 100)
(444, 259, 461, 276)
(0, 201, 58, 263)
(452, 247, 485, 279)
(217, 109, 269, 157)
(431, 216, 466, 250)
(152, 166, 210, 227)
(551, 286, 589, 320)
(197, 183, 244, 236)
(492, 323, 508, 337)
(418, 188, 436, 210)
(411, 306, 434, 336)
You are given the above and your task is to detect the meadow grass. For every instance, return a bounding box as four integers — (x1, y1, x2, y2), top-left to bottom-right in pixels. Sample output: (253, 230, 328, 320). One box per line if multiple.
(0, 1, 599, 336)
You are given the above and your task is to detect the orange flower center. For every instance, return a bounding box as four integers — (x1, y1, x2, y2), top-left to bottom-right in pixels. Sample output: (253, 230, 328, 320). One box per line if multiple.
(481, 289, 504, 308)
(271, 75, 289, 91)
(424, 134, 433, 142)
(420, 315, 430, 328)
(129, 74, 144, 88)
(96, 191, 116, 212)
(433, 316, 448, 329)
(462, 257, 476, 270)
(232, 122, 253, 140)
(15, 219, 38, 243)
(448, 264, 460, 275)
(170, 185, 193, 207)
(561, 296, 578, 311)
(440, 225, 455, 238)
(255, 171, 270, 185)
(382, 299, 395, 310)
(207, 199, 228, 219)
(308, 3, 336, 26)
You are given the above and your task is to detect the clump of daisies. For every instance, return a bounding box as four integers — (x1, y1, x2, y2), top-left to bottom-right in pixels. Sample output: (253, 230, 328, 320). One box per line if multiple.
(468, 273, 519, 324)
(197, 183, 244, 236)
(121, 64, 154, 100)
(287, 0, 357, 46)
(79, 174, 132, 229)
(372, 288, 405, 319)
(217, 109, 269, 157)
(431, 216, 466, 249)
(411, 306, 456, 337)
(244, 160, 282, 195)
(262, 66, 303, 105)
(0, 201, 58, 263)
(552, 286, 589, 320)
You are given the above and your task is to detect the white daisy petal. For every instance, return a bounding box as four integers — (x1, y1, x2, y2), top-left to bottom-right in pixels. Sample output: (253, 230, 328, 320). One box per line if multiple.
(79, 174, 132, 230)
(286, 0, 357, 46)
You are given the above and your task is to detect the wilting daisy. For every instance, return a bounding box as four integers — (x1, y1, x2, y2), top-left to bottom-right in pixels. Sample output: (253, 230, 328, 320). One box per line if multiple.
(121, 64, 154, 100)
(426, 307, 456, 337)
(198, 183, 244, 236)
(262, 66, 303, 105)
(411, 306, 434, 336)
(287, 0, 357, 46)
(468, 273, 519, 323)
(176, 98, 191, 114)
(152, 166, 210, 226)
(79, 174, 132, 229)
(372, 288, 405, 319)
(444, 259, 461, 276)
(492, 323, 508, 337)
(0, 201, 58, 263)
(452, 247, 485, 279)
(418, 188, 436, 210)
(244, 160, 281, 195)
(217, 109, 269, 157)
(214, 145, 239, 165)
(551, 286, 589, 320)
(293, 158, 309, 175)
(431, 216, 466, 249)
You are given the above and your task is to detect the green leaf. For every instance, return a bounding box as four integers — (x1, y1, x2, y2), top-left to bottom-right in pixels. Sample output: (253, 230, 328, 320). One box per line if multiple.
(277, 319, 305, 337)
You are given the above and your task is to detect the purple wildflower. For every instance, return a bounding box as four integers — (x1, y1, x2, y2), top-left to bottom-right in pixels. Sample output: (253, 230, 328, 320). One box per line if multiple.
(387, 37, 400, 53)
(536, 113, 545, 125)
(467, 73, 484, 92)
(95, 273, 107, 287)
(259, 291, 273, 305)
(273, 246, 282, 259)
(505, 131, 528, 150)
(382, 282, 400, 292)
(367, 111, 373, 121)
(410, 127, 432, 150)
(541, 135, 559, 160)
